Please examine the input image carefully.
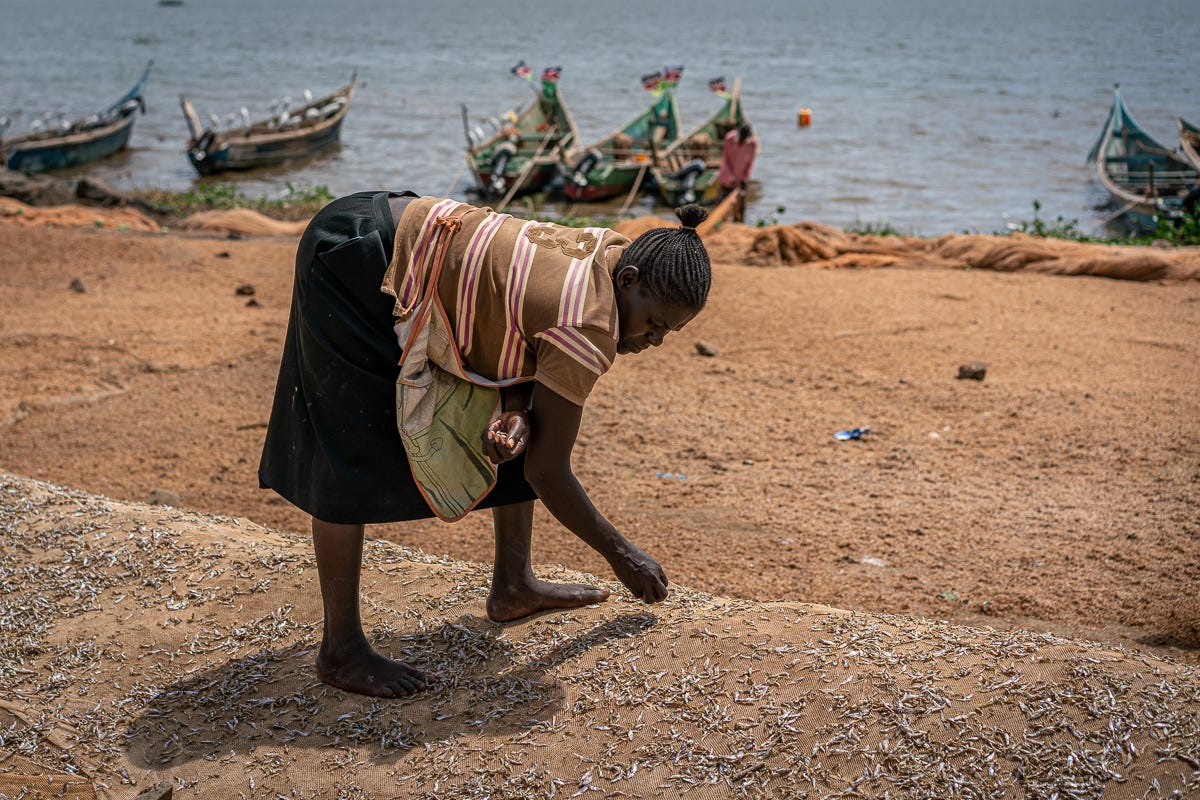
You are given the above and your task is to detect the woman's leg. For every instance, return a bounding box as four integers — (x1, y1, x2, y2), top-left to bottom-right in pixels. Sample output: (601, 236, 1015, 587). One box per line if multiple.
(486, 501, 611, 622)
(312, 517, 427, 697)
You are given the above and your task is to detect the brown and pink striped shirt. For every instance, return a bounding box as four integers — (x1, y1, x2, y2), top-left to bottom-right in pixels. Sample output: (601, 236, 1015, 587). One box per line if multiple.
(381, 196, 630, 406)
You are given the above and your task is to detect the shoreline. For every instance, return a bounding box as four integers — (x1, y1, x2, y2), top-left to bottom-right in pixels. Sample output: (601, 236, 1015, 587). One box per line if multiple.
(5, 166, 1200, 247)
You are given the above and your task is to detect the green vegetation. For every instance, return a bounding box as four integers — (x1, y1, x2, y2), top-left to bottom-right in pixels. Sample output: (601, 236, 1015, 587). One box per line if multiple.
(1159, 213, 1200, 246)
(1011, 200, 1100, 242)
(136, 182, 334, 221)
(754, 205, 788, 228)
(1013, 199, 1200, 247)
(845, 219, 907, 237)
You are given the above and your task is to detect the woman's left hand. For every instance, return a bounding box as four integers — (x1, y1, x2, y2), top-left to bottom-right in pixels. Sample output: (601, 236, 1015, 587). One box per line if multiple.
(483, 411, 529, 464)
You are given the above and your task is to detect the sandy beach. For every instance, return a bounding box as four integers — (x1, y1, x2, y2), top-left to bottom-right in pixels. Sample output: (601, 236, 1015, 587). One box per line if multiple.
(2, 205, 1199, 797)
(1, 210, 1197, 660)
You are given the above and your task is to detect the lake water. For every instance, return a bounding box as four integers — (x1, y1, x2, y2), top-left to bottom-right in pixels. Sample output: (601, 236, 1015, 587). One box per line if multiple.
(2, 0, 1197, 235)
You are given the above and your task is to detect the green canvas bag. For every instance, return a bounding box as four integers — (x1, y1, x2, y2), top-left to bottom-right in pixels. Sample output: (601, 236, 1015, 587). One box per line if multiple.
(393, 213, 523, 521)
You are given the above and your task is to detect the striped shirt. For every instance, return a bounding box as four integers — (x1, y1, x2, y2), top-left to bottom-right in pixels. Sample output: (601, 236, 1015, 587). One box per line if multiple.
(381, 196, 629, 406)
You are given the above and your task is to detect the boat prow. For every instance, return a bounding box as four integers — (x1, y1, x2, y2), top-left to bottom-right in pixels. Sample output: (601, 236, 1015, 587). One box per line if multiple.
(649, 78, 749, 207)
(464, 65, 580, 201)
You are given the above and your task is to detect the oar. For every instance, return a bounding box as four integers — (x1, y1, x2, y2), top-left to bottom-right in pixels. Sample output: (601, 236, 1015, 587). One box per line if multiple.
(1097, 197, 1142, 224)
(444, 154, 470, 196)
(617, 162, 649, 218)
(696, 187, 741, 236)
(496, 127, 556, 213)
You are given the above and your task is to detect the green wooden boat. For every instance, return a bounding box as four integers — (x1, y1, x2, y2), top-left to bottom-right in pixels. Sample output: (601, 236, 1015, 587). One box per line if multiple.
(649, 78, 748, 207)
(1086, 88, 1197, 230)
(562, 75, 682, 202)
(464, 65, 579, 199)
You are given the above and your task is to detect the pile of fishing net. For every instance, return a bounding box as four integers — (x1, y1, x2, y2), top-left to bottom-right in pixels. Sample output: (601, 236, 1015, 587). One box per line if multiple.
(175, 208, 309, 237)
(0, 197, 308, 237)
(0, 196, 160, 232)
(694, 221, 1200, 282)
(614, 215, 1200, 282)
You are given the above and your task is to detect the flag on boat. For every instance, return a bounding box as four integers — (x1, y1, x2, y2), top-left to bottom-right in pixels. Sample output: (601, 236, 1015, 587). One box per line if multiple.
(660, 65, 684, 89)
(540, 66, 562, 83)
(708, 76, 728, 95)
(641, 70, 664, 92)
(511, 61, 532, 80)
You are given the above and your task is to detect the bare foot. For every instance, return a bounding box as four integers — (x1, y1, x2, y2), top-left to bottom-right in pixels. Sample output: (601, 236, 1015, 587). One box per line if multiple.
(316, 640, 427, 698)
(487, 578, 611, 622)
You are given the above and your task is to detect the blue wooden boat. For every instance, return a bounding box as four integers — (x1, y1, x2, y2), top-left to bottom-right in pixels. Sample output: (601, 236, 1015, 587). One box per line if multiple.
(181, 74, 355, 175)
(2, 62, 151, 174)
(1086, 88, 1197, 230)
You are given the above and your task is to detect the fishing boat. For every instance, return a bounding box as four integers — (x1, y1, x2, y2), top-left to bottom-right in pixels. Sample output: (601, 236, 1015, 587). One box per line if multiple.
(2, 62, 151, 174)
(1177, 117, 1200, 171)
(464, 64, 580, 199)
(562, 69, 683, 202)
(648, 77, 749, 207)
(1085, 88, 1197, 230)
(181, 73, 356, 175)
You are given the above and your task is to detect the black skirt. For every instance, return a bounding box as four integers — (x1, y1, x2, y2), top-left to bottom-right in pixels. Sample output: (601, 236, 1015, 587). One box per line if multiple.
(258, 190, 536, 524)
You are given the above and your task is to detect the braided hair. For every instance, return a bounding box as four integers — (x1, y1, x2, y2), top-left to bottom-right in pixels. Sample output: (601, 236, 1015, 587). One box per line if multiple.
(617, 204, 712, 311)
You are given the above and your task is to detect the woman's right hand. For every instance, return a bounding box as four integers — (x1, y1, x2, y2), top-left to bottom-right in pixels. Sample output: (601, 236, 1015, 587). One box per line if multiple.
(522, 381, 669, 605)
(607, 541, 669, 603)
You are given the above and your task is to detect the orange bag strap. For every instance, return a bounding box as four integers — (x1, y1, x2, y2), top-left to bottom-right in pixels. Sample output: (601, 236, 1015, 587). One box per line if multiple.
(398, 213, 465, 367)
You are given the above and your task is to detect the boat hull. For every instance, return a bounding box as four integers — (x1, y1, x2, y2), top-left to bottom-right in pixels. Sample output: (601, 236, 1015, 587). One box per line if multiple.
(183, 75, 355, 176)
(562, 162, 648, 201)
(2, 63, 150, 175)
(472, 162, 560, 197)
(188, 119, 345, 175)
(652, 170, 722, 207)
(564, 91, 679, 202)
(6, 115, 135, 173)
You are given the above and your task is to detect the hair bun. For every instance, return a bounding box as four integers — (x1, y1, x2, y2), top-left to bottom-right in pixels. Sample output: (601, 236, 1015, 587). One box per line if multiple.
(675, 203, 708, 231)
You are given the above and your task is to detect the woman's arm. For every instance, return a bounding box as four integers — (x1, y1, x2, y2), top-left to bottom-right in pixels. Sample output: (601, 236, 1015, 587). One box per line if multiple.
(523, 382, 669, 603)
(502, 382, 534, 413)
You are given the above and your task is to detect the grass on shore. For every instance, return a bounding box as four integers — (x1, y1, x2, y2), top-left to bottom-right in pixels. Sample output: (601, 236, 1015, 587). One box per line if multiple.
(1008, 200, 1200, 247)
(836, 201, 1200, 246)
(135, 182, 334, 222)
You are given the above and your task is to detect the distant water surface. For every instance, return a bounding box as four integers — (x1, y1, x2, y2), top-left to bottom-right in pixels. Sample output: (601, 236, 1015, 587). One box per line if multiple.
(2, 0, 1197, 234)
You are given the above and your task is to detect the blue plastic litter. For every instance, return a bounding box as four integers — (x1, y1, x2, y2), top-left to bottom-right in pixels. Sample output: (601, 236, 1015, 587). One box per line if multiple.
(833, 426, 871, 441)
(655, 472, 688, 480)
